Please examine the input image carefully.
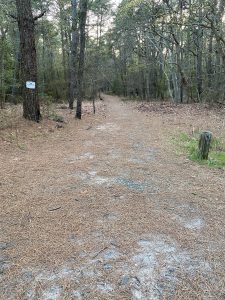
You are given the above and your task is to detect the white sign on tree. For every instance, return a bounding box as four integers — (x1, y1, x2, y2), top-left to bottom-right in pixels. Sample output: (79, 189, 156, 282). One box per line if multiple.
(26, 81, 36, 89)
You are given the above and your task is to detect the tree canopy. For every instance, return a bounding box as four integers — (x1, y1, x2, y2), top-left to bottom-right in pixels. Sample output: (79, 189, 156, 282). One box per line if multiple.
(0, 0, 224, 118)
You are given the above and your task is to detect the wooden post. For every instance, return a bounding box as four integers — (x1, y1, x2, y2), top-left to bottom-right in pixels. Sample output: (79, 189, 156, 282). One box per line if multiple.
(198, 131, 212, 160)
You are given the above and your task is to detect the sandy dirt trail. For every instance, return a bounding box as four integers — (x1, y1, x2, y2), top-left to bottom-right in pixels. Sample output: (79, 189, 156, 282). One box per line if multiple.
(0, 95, 225, 299)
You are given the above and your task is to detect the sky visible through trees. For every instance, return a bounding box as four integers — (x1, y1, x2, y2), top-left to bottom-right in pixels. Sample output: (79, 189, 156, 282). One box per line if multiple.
(0, 0, 224, 120)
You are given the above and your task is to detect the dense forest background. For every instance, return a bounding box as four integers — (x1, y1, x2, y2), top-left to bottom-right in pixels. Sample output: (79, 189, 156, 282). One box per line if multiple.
(0, 0, 224, 114)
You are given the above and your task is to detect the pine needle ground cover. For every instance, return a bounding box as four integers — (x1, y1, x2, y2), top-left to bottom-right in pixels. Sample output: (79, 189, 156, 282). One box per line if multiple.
(1, 97, 225, 299)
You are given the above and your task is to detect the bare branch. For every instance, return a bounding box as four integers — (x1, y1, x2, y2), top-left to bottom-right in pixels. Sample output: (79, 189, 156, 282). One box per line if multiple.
(33, 10, 46, 21)
(7, 13, 17, 20)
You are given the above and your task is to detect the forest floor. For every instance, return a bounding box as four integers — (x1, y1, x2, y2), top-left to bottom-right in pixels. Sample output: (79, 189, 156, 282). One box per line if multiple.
(0, 95, 225, 300)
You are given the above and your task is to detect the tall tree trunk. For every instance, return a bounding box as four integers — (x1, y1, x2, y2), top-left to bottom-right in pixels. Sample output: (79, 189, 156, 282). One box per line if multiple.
(69, 0, 78, 110)
(0, 28, 6, 109)
(41, 34, 46, 97)
(16, 0, 41, 122)
(170, 47, 180, 103)
(196, 45, 203, 100)
(176, 43, 183, 103)
(65, 27, 71, 99)
(195, 4, 203, 101)
(207, 30, 213, 88)
(57, 0, 67, 82)
(76, 0, 88, 119)
(41, 8, 46, 97)
(11, 30, 20, 103)
(0, 51, 5, 109)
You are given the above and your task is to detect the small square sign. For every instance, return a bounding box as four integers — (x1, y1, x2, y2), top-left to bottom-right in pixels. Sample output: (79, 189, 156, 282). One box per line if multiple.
(26, 81, 36, 89)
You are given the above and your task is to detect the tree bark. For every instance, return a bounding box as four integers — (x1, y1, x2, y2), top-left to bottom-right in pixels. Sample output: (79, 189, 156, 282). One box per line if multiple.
(199, 131, 212, 160)
(11, 30, 20, 104)
(0, 28, 6, 109)
(69, 0, 78, 110)
(195, 3, 204, 100)
(57, 0, 67, 82)
(16, 0, 41, 122)
(207, 30, 213, 88)
(76, 0, 88, 119)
